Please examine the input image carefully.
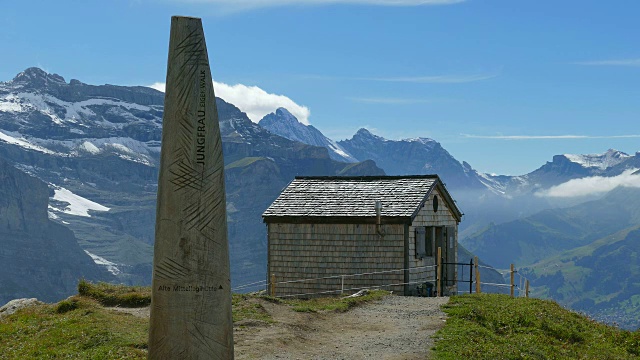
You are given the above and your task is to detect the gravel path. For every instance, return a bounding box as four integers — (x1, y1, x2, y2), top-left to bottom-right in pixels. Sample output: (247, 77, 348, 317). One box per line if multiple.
(105, 294, 449, 359)
(236, 295, 449, 360)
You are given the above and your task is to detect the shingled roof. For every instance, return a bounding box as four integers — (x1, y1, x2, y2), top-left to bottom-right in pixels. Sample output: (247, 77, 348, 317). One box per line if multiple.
(262, 175, 462, 224)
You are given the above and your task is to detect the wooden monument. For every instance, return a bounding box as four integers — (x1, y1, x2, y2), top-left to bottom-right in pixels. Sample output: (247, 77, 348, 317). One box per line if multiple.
(148, 16, 234, 359)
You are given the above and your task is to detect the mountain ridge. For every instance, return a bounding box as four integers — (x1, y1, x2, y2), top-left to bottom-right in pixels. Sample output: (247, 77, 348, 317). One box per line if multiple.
(1, 67, 639, 329)
(0, 67, 386, 297)
(258, 107, 357, 163)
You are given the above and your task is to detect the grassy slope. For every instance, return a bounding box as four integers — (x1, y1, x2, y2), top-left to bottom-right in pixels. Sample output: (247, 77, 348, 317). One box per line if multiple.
(5, 281, 638, 359)
(521, 226, 640, 329)
(0, 296, 149, 359)
(463, 187, 640, 269)
(225, 156, 269, 169)
(434, 294, 640, 359)
(0, 282, 386, 359)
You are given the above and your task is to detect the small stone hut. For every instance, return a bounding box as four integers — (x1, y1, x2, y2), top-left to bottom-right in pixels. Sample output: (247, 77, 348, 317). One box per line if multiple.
(262, 175, 463, 297)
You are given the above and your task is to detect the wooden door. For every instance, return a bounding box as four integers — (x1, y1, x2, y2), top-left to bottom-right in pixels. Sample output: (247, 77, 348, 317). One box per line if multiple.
(445, 226, 456, 289)
(435, 227, 445, 292)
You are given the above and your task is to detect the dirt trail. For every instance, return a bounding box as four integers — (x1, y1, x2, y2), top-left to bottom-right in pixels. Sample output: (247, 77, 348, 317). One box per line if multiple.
(107, 295, 449, 359)
(235, 296, 449, 360)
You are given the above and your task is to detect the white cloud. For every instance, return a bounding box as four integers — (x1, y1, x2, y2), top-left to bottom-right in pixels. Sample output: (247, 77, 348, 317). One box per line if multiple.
(214, 82, 311, 124)
(462, 134, 640, 140)
(148, 82, 166, 92)
(147, 81, 311, 125)
(574, 58, 640, 67)
(535, 169, 640, 198)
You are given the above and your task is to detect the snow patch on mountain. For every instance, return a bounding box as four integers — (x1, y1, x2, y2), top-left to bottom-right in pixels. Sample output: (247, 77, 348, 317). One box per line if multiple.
(47, 209, 60, 220)
(0, 129, 60, 155)
(108, 142, 135, 154)
(84, 251, 121, 276)
(259, 107, 358, 163)
(326, 140, 354, 160)
(0, 94, 25, 112)
(50, 186, 110, 217)
(405, 137, 436, 146)
(80, 141, 100, 154)
(563, 149, 630, 171)
(476, 172, 507, 195)
(0, 92, 161, 128)
(24, 136, 157, 165)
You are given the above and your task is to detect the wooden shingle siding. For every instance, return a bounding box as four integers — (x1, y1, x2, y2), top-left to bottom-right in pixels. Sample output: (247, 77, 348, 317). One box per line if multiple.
(263, 177, 439, 218)
(407, 188, 457, 295)
(268, 223, 405, 297)
(263, 175, 462, 298)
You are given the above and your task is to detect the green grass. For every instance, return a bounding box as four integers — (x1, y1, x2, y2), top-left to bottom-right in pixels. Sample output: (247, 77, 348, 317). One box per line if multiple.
(433, 294, 640, 359)
(10, 285, 636, 358)
(78, 279, 151, 307)
(232, 293, 274, 323)
(282, 290, 388, 313)
(225, 156, 267, 169)
(0, 296, 148, 359)
(0, 282, 387, 358)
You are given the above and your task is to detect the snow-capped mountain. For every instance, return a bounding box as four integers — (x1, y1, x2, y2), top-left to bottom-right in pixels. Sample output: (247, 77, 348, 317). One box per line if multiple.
(258, 108, 357, 163)
(0, 67, 384, 298)
(0, 67, 162, 166)
(563, 149, 631, 171)
(257, 109, 640, 200)
(338, 128, 489, 192)
(3, 66, 639, 308)
(480, 149, 640, 197)
(258, 114, 500, 194)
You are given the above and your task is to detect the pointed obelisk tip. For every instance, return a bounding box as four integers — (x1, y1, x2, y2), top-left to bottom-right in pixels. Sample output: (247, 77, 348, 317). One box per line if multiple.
(171, 15, 202, 21)
(148, 15, 233, 359)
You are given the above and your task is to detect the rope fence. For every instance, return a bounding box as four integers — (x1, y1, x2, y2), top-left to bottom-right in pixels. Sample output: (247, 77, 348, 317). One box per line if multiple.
(231, 252, 534, 299)
(231, 279, 268, 292)
(233, 264, 438, 296)
(277, 279, 436, 298)
(473, 258, 532, 298)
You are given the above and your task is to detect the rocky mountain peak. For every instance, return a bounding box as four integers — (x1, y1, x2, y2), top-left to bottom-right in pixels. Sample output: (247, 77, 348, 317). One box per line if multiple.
(258, 109, 358, 163)
(275, 107, 295, 119)
(355, 128, 375, 137)
(261, 107, 299, 128)
(350, 128, 387, 144)
(11, 67, 66, 88)
(562, 148, 630, 171)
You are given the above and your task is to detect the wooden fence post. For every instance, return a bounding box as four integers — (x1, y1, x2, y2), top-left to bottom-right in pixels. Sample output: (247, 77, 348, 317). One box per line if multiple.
(510, 264, 515, 298)
(525, 279, 530, 298)
(469, 259, 473, 294)
(437, 247, 442, 297)
(270, 273, 276, 297)
(474, 256, 480, 294)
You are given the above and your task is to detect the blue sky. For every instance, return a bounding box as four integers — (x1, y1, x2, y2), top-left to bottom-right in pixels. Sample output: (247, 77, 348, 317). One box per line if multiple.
(2, 0, 639, 175)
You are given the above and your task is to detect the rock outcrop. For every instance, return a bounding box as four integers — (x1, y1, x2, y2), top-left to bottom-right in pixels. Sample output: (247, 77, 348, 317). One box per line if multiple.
(0, 156, 111, 304)
(0, 298, 43, 319)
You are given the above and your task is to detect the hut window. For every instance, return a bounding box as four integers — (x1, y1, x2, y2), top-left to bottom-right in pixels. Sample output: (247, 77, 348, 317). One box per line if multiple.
(416, 227, 426, 259)
(426, 227, 434, 257)
(416, 227, 435, 259)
